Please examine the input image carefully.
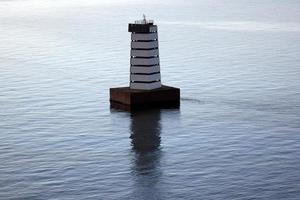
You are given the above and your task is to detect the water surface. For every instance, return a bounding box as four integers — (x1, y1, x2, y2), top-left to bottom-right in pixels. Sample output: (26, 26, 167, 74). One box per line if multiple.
(0, 0, 300, 199)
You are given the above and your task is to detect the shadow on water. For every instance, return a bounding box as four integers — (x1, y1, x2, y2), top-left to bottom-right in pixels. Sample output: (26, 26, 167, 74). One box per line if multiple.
(129, 109, 164, 199)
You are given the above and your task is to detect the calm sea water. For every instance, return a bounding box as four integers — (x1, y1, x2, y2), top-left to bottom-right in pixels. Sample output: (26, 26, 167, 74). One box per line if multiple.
(1, 0, 300, 199)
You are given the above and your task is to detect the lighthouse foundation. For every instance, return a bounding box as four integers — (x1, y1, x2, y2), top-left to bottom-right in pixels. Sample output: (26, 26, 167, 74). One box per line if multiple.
(110, 85, 180, 110)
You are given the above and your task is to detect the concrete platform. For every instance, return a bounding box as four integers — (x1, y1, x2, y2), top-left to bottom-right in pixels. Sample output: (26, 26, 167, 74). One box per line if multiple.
(110, 85, 180, 110)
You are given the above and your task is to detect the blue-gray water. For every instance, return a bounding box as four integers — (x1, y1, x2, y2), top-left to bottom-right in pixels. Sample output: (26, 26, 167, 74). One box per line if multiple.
(1, 0, 300, 199)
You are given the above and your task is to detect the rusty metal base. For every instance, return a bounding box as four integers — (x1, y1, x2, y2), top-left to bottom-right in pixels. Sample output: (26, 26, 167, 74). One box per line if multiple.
(109, 85, 180, 110)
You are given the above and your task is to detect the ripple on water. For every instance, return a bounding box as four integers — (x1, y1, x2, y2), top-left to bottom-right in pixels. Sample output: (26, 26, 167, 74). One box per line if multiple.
(1, 0, 300, 199)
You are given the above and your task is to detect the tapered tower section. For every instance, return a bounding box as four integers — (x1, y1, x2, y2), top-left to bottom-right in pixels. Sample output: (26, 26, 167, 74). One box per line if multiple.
(109, 16, 180, 110)
(129, 17, 161, 90)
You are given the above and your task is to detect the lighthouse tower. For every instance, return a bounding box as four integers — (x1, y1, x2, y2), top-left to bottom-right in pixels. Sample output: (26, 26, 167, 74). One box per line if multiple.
(128, 15, 161, 90)
(109, 16, 180, 110)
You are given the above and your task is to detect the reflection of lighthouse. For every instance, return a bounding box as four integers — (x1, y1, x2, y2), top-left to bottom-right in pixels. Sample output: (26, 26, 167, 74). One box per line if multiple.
(130, 109, 161, 151)
(129, 109, 162, 199)
(128, 15, 161, 90)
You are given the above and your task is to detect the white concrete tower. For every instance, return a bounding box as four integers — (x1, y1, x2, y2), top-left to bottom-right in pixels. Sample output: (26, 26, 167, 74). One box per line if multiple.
(128, 16, 161, 90)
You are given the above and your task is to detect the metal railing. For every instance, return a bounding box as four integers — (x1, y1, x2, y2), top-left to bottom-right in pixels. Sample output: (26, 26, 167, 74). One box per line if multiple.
(134, 19, 154, 24)
(134, 15, 154, 24)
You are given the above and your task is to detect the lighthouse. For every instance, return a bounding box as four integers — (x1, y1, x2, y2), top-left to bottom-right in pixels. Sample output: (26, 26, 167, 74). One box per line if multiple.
(110, 16, 180, 110)
(129, 15, 161, 90)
